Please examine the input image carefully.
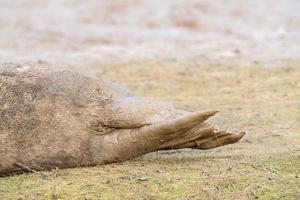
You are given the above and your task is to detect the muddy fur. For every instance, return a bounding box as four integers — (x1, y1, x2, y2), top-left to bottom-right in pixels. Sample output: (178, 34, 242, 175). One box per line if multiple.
(0, 63, 244, 176)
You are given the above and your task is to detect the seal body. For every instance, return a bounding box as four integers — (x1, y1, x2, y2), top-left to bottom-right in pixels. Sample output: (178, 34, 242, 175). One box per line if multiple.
(0, 63, 244, 175)
(0, 64, 116, 174)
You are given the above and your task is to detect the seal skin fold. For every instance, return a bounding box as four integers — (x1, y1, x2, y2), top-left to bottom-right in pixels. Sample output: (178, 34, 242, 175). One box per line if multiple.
(0, 63, 245, 176)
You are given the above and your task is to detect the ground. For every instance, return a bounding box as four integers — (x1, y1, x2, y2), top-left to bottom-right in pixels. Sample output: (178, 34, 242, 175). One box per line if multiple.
(0, 0, 299, 199)
(0, 60, 299, 200)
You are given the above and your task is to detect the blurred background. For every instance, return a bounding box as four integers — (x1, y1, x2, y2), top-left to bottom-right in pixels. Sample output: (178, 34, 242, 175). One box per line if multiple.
(0, 1, 299, 199)
(0, 0, 299, 66)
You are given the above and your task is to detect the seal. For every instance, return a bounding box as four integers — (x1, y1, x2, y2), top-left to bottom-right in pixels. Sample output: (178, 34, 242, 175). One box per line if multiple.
(0, 63, 245, 175)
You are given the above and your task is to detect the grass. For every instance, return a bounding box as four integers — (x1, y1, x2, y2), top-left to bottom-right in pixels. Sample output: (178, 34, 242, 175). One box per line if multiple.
(0, 59, 299, 199)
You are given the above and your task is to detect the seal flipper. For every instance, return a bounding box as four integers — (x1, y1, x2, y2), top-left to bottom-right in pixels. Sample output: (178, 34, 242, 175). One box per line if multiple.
(90, 111, 217, 164)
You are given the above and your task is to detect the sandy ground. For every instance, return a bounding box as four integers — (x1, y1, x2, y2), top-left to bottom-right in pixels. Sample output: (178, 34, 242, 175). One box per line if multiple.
(0, 1, 299, 199)
(0, 0, 300, 66)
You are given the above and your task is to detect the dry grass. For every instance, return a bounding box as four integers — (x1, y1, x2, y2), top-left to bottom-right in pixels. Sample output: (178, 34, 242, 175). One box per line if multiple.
(0, 60, 299, 200)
